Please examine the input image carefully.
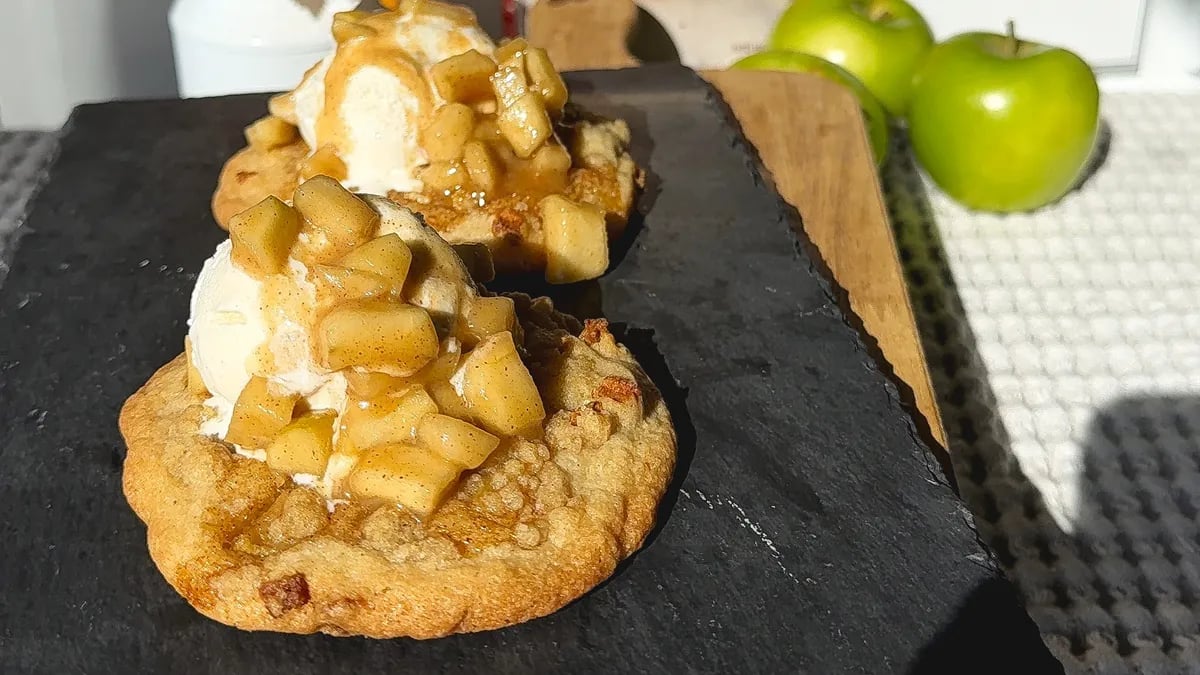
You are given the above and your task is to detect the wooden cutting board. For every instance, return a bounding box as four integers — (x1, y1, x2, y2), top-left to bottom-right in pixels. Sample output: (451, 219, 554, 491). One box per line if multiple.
(530, 0, 946, 449)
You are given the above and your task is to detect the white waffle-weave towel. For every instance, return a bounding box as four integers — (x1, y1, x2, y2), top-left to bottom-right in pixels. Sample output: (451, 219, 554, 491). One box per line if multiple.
(886, 92, 1200, 674)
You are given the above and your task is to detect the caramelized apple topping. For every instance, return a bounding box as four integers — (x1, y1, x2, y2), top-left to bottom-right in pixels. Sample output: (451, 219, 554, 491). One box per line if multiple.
(398, 38, 627, 283)
(280, 3, 627, 284)
(540, 194, 609, 284)
(266, 411, 336, 475)
(299, 144, 348, 183)
(220, 180, 549, 518)
(226, 376, 300, 449)
(184, 337, 208, 397)
(228, 196, 302, 277)
(244, 116, 299, 150)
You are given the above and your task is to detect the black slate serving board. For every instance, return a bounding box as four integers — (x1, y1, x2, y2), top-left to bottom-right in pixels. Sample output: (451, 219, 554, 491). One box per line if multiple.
(0, 65, 1060, 673)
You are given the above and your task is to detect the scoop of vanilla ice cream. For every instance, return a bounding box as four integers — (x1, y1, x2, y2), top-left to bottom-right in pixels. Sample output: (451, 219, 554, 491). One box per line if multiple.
(189, 240, 266, 404)
(289, 10, 495, 195)
(188, 197, 473, 439)
(189, 240, 347, 437)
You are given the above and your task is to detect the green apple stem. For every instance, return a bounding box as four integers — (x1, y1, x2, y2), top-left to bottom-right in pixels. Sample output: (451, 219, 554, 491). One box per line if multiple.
(1005, 19, 1018, 58)
(852, 1, 893, 23)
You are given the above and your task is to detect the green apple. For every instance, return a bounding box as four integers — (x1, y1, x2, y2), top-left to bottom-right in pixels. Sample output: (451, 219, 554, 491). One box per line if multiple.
(907, 26, 1100, 212)
(732, 50, 889, 165)
(769, 0, 934, 116)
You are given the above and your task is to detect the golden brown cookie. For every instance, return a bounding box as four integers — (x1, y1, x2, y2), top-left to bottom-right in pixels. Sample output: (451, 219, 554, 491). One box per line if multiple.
(212, 140, 307, 229)
(120, 299, 675, 638)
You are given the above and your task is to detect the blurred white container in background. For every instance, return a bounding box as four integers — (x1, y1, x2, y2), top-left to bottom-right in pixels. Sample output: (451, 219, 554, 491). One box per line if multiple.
(0, 0, 180, 129)
(0, 0, 359, 129)
(1133, 0, 1200, 84)
(170, 0, 361, 99)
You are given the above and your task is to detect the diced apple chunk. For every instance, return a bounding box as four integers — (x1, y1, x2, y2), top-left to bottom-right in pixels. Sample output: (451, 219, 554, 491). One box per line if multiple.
(417, 413, 499, 469)
(428, 379, 474, 420)
(431, 50, 497, 104)
(530, 142, 571, 190)
(418, 161, 468, 193)
(317, 300, 439, 372)
(461, 140, 501, 193)
(339, 234, 413, 294)
(299, 144, 348, 182)
(266, 411, 335, 475)
(494, 37, 529, 64)
(228, 196, 302, 276)
(184, 337, 208, 396)
(312, 264, 392, 310)
(344, 370, 406, 400)
(421, 103, 475, 162)
(342, 386, 438, 450)
(532, 142, 571, 176)
(473, 115, 502, 142)
(244, 116, 298, 150)
(525, 47, 568, 116)
(414, 339, 462, 383)
(225, 376, 299, 449)
(459, 331, 545, 435)
(499, 136, 526, 162)
(498, 93, 553, 159)
(539, 195, 609, 283)
(490, 55, 529, 109)
(464, 295, 516, 344)
(348, 445, 461, 516)
(293, 175, 380, 252)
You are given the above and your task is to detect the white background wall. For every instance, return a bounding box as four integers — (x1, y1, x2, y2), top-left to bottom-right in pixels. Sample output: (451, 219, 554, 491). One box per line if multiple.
(914, 0, 1200, 87)
(0, 0, 177, 129)
(913, 0, 1146, 69)
(637, 0, 1197, 87)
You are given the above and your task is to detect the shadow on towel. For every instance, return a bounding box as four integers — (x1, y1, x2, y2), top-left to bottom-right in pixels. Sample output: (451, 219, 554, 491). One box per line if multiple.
(883, 130, 1200, 674)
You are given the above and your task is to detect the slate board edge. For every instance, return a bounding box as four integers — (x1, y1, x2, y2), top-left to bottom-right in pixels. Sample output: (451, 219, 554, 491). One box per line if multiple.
(566, 65, 1044, 665)
(583, 62, 1010, 589)
(570, 60, 1006, 590)
(677, 65, 1052, 664)
(702, 70, 1005, 566)
(677, 66, 960, 499)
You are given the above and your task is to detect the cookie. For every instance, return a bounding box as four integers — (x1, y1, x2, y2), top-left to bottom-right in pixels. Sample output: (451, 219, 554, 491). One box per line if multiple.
(124, 183, 674, 637)
(121, 302, 674, 638)
(212, 140, 306, 230)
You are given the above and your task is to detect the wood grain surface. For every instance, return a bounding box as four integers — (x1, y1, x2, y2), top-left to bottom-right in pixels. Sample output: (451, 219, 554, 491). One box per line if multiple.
(529, 0, 946, 448)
